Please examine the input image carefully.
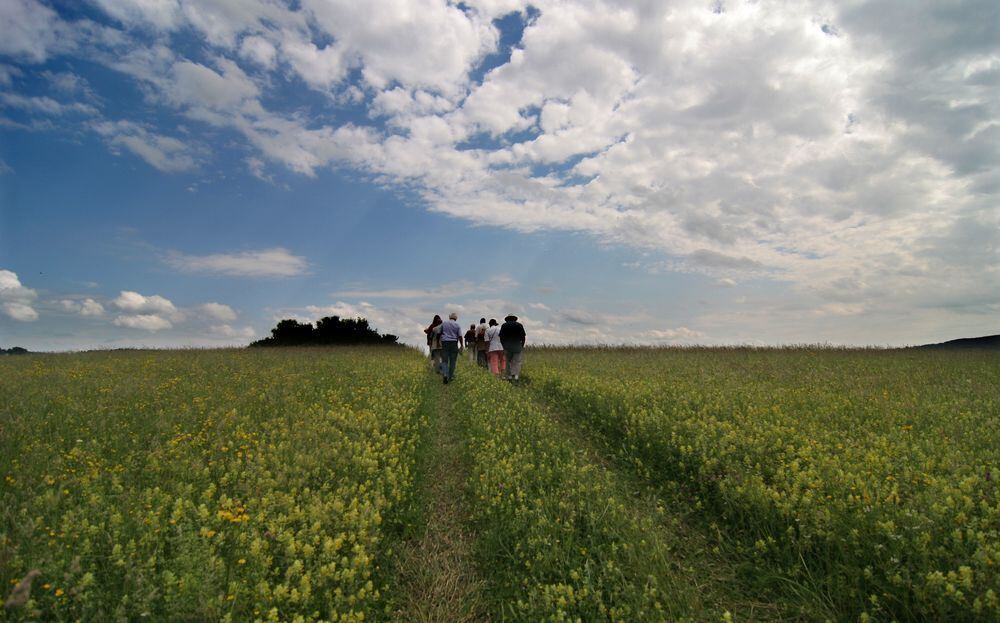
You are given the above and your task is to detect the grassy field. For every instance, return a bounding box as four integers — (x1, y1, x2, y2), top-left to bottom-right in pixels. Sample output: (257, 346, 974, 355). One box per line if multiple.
(1, 347, 997, 622)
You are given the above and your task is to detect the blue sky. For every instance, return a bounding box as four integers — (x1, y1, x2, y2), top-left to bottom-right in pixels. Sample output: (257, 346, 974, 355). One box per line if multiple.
(1, 0, 997, 350)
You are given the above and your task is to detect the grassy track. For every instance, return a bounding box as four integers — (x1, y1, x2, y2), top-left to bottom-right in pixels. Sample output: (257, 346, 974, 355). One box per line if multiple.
(522, 393, 834, 621)
(391, 371, 488, 622)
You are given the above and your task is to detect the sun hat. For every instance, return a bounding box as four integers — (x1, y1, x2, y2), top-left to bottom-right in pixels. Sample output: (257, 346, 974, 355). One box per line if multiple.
(449, 312, 458, 320)
(504, 314, 518, 321)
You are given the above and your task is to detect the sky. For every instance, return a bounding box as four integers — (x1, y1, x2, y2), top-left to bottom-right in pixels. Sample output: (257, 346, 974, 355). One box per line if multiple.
(0, 0, 997, 351)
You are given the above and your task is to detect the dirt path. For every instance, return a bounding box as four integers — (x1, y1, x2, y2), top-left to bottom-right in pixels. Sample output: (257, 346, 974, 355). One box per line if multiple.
(391, 377, 488, 623)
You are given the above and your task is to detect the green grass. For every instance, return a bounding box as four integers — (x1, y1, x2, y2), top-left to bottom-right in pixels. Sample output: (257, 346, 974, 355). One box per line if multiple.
(2, 347, 997, 621)
(525, 347, 1000, 622)
(1, 348, 427, 622)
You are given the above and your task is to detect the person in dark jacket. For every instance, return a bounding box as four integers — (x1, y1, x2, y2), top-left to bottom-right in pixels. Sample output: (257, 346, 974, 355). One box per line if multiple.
(475, 317, 489, 368)
(424, 315, 443, 372)
(499, 314, 526, 381)
(464, 324, 477, 363)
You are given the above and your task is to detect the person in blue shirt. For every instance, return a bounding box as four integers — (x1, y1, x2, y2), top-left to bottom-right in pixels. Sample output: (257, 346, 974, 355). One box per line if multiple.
(439, 312, 464, 384)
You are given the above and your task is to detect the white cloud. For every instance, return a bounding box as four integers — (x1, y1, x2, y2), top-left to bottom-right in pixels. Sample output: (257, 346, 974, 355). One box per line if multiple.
(91, 120, 196, 172)
(239, 35, 277, 69)
(8, 0, 1000, 341)
(60, 298, 105, 317)
(280, 36, 350, 91)
(645, 327, 705, 341)
(2, 302, 39, 322)
(168, 59, 258, 112)
(302, 0, 500, 95)
(210, 323, 256, 339)
(0, 93, 99, 116)
(166, 248, 308, 277)
(0, 0, 66, 62)
(0, 64, 23, 86)
(0, 269, 38, 322)
(199, 302, 237, 321)
(90, 0, 182, 32)
(113, 290, 179, 317)
(113, 313, 173, 331)
(334, 274, 517, 299)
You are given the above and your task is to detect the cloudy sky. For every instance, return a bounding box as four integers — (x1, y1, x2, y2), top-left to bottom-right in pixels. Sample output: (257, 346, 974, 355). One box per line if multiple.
(1, 0, 997, 350)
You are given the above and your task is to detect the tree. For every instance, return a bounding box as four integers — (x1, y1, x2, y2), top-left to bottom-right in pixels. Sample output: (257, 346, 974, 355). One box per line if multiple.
(250, 316, 399, 347)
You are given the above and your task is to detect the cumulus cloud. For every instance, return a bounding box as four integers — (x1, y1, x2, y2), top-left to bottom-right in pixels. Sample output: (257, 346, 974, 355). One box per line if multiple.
(166, 248, 308, 277)
(199, 302, 237, 321)
(210, 324, 256, 339)
(108, 291, 247, 332)
(113, 313, 173, 331)
(60, 298, 105, 317)
(8, 0, 999, 335)
(111, 290, 182, 330)
(0, 269, 39, 321)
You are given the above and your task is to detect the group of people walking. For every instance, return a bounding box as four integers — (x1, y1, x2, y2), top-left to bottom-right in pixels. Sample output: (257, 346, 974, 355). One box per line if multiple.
(424, 313, 526, 384)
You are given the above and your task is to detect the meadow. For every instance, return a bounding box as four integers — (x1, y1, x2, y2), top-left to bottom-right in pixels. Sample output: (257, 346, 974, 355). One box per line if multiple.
(1, 347, 997, 622)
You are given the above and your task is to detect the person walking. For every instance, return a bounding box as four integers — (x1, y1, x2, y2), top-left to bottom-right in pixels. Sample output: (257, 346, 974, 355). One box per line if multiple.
(476, 317, 489, 368)
(500, 314, 526, 382)
(464, 324, 477, 363)
(439, 312, 463, 384)
(424, 315, 443, 373)
(485, 318, 505, 377)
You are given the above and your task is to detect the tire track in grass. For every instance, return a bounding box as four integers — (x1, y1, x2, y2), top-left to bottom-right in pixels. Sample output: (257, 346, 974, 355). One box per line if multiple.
(391, 369, 488, 623)
(520, 384, 827, 622)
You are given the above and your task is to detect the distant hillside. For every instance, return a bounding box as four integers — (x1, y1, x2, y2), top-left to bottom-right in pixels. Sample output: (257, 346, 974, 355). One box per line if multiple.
(916, 334, 1000, 350)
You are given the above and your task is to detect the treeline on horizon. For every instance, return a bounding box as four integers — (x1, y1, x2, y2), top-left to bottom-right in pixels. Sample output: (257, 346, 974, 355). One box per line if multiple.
(249, 316, 400, 347)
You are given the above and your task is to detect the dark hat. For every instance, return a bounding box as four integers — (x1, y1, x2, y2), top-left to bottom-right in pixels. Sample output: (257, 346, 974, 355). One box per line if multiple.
(504, 314, 518, 321)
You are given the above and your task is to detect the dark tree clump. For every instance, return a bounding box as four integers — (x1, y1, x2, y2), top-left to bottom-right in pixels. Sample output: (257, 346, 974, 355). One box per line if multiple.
(250, 316, 399, 347)
(0, 347, 29, 355)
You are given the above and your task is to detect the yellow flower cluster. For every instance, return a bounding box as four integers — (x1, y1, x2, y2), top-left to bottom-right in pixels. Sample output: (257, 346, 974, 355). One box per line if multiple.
(527, 347, 999, 621)
(0, 347, 427, 622)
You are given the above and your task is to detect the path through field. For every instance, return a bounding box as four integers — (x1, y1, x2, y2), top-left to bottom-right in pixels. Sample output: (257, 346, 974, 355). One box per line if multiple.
(392, 380, 488, 622)
(396, 360, 828, 621)
(526, 398, 807, 621)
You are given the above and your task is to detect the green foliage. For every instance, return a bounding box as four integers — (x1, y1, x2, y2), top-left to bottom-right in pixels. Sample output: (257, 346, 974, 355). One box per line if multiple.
(0, 348, 427, 622)
(527, 348, 1000, 622)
